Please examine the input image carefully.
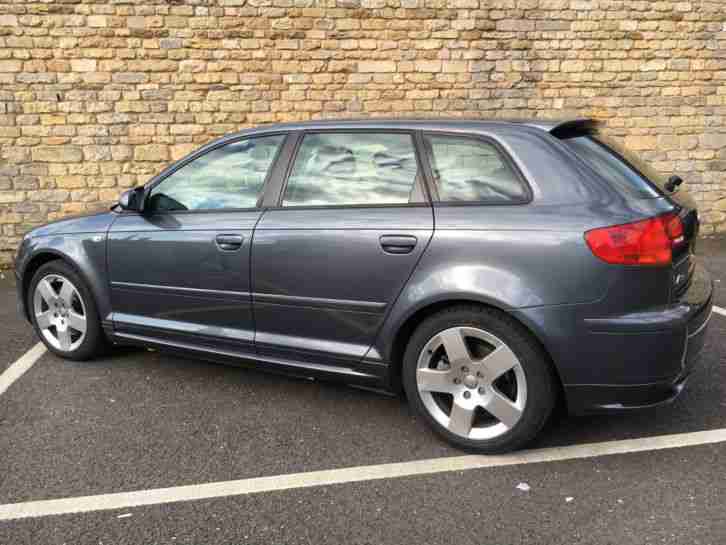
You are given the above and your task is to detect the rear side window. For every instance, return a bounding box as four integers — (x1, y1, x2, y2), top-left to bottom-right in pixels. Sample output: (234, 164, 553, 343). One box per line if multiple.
(558, 133, 663, 199)
(282, 132, 419, 207)
(424, 135, 528, 204)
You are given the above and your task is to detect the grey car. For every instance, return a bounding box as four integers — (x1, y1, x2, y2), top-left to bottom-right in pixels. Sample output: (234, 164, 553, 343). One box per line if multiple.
(15, 118, 713, 453)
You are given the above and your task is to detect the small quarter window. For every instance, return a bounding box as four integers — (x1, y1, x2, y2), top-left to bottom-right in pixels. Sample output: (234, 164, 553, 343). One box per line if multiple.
(282, 132, 419, 207)
(424, 135, 528, 204)
(147, 135, 284, 212)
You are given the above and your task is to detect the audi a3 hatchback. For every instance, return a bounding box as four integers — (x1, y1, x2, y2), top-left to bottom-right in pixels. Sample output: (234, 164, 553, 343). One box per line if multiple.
(15, 118, 713, 453)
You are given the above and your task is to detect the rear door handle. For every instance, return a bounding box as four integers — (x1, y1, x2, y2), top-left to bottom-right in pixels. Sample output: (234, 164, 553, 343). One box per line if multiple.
(380, 235, 417, 255)
(215, 234, 244, 251)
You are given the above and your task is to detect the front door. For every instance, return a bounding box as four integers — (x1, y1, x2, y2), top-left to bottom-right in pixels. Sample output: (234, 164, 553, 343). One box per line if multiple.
(251, 131, 433, 369)
(108, 134, 286, 352)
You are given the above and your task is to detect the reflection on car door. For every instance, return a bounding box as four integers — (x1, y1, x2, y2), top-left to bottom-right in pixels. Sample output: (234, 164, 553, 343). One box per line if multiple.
(108, 134, 286, 353)
(251, 131, 433, 373)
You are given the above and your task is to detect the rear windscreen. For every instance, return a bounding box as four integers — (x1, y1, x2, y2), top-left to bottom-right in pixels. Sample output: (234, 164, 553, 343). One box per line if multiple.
(559, 132, 664, 199)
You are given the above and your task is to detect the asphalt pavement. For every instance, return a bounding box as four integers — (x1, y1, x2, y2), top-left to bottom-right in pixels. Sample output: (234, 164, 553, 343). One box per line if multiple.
(0, 275, 36, 373)
(1, 237, 725, 544)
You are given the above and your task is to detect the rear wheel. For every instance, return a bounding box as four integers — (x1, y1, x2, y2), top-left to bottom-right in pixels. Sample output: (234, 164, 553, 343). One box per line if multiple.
(28, 261, 107, 360)
(402, 305, 556, 453)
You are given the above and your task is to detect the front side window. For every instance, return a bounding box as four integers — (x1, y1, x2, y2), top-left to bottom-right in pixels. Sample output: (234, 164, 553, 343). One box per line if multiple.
(282, 132, 419, 207)
(424, 135, 528, 204)
(147, 135, 285, 212)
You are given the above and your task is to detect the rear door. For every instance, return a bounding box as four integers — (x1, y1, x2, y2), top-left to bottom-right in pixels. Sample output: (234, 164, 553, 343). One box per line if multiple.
(251, 130, 433, 370)
(108, 133, 287, 352)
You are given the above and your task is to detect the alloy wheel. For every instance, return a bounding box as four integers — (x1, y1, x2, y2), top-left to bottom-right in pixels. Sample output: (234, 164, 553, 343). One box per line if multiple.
(33, 274, 87, 352)
(416, 326, 527, 440)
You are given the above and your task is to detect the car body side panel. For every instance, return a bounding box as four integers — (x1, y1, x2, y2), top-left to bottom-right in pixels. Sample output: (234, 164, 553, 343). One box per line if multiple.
(17, 211, 116, 239)
(369, 211, 592, 367)
(14, 212, 116, 324)
(252, 206, 433, 366)
(108, 211, 261, 349)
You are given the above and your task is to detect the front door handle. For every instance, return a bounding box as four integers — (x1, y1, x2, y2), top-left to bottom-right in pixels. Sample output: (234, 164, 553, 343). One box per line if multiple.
(215, 234, 244, 251)
(380, 235, 417, 255)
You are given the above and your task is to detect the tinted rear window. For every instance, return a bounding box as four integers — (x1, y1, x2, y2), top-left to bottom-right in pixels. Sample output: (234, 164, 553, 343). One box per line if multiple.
(559, 133, 664, 199)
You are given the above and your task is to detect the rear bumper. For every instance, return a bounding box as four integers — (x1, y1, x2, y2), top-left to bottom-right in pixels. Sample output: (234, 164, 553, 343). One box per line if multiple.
(515, 262, 713, 415)
(565, 375, 690, 413)
(565, 262, 712, 414)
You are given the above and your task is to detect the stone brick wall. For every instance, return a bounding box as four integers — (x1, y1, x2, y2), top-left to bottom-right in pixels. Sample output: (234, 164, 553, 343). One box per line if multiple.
(1, 0, 726, 268)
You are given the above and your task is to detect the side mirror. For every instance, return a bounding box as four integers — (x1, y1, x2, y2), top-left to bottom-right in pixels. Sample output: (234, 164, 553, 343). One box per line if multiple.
(118, 187, 145, 212)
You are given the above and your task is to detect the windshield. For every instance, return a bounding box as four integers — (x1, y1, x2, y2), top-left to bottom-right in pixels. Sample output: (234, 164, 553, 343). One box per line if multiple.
(560, 132, 665, 199)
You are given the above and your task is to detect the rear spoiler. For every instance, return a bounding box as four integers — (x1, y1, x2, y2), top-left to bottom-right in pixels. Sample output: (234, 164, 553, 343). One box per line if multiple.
(549, 118, 601, 139)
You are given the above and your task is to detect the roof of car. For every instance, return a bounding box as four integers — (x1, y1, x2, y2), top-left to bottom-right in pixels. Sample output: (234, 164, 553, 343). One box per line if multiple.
(190, 117, 599, 157)
(249, 117, 597, 135)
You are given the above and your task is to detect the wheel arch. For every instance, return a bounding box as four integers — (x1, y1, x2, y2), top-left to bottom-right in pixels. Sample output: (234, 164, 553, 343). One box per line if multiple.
(20, 249, 110, 326)
(386, 299, 566, 409)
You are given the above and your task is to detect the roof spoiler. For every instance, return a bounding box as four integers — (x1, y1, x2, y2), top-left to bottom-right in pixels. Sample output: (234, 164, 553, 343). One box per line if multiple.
(549, 118, 600, 138)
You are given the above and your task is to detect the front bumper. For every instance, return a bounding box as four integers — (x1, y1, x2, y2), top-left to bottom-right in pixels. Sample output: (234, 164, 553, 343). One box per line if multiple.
(14, 268, 28, 322)
(565, 262, 713, 414)
(14, 236, 31, 322)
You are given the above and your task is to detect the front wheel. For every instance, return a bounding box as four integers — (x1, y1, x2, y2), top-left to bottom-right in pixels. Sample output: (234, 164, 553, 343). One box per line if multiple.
(402, 305, 557, 453)
(28, 260, 107, 360)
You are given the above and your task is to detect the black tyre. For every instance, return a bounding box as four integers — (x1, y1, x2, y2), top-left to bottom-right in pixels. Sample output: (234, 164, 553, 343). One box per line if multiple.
(27, 260, 107, 361)
(402, 305, 557, 453)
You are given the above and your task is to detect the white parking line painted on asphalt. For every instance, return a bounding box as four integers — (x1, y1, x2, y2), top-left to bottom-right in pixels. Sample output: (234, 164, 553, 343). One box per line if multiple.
(1, 428, 725, 521)
(0, 342, 46, 397)
(714, 305, 726, 317)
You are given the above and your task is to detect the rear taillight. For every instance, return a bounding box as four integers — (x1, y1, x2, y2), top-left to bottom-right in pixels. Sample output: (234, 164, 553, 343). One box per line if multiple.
(585, 212, 684, 266)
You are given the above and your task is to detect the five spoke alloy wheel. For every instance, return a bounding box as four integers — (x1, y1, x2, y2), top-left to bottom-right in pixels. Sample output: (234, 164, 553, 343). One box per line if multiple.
(33, 273, 88, 353)
(404, 306, 556, 452)
(416, 326, 527, 441)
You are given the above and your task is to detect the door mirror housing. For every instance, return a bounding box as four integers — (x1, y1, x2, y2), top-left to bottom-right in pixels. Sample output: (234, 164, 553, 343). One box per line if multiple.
(118, 187, 145, 212)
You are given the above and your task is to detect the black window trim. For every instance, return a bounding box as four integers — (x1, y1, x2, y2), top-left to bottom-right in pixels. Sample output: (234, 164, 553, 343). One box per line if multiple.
(139, 131, 291, 216)
(419, 131, 533, 207)
(266, 128, 433, 211)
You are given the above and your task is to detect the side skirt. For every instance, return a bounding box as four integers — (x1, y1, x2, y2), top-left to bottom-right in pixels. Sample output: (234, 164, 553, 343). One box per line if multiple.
(111, 331, 389, 390)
